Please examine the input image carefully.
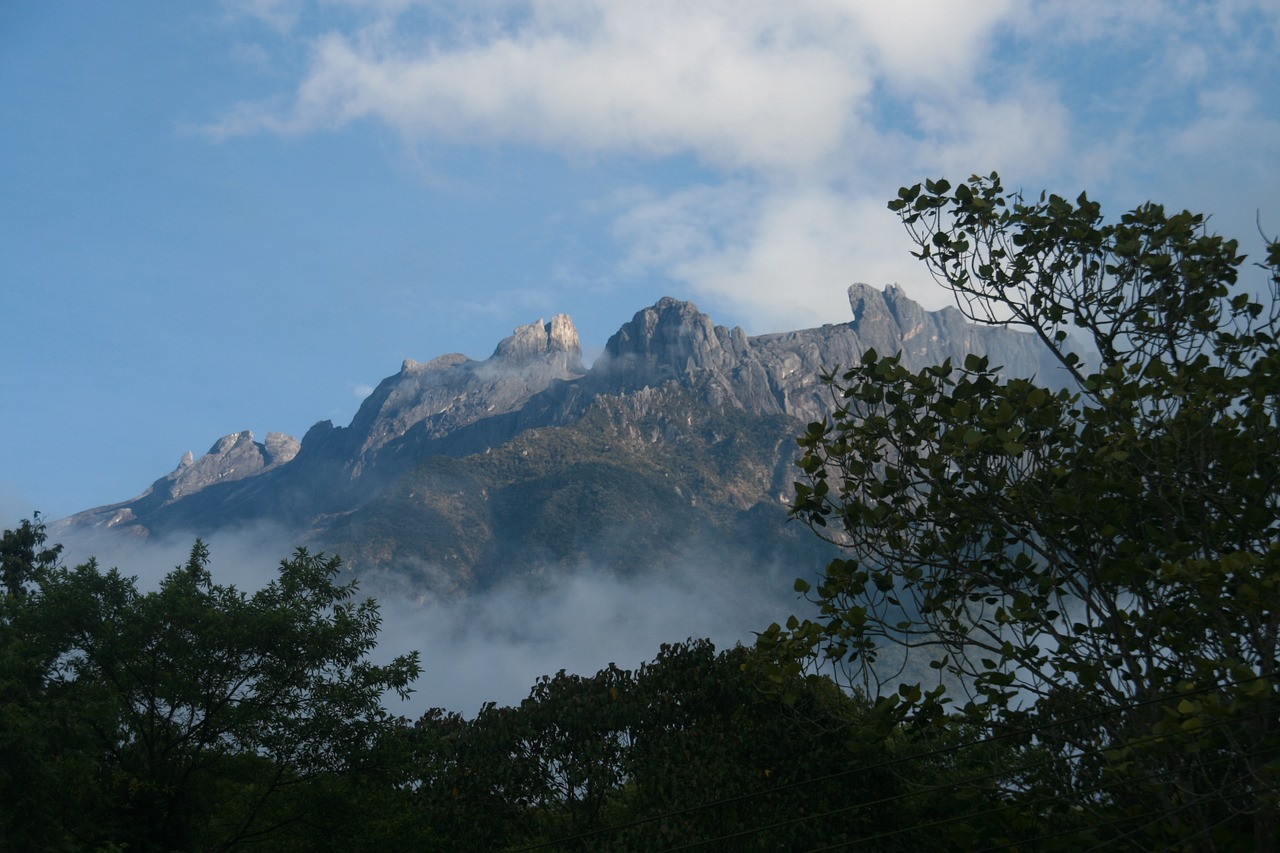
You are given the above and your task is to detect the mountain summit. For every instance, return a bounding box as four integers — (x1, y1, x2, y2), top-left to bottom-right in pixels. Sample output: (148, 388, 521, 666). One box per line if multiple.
(60, 286, 1060, 591)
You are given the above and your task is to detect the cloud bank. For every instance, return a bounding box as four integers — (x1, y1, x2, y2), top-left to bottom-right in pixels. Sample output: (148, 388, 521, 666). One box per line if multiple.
(367, 558, 804, 717)
(212, 1, 1279, 330)
(55, 522, 810, 718)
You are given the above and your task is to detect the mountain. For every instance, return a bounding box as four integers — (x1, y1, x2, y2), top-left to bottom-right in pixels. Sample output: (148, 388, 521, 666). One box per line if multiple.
(59, 284, 1062, 593)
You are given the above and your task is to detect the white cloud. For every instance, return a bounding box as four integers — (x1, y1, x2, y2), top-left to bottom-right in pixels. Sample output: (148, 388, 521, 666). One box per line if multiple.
(1159, 86, 1280, 250)
(1171, 86, 1280, 164)
(208, 2, 1028, 173)
(215, 12, 864, 171)
(56, 522, 303, 594)
(837, 0, 1017, 93)
(202, 2, 1080, 328)
(223, 0, 304, 33)
(617, 183, 948, 332)
(612, 183, 756, 276)
(1166, 40, 1210, 84)
(208, 0, 1278, 330)
(365, 556, 805, 717)
(911, 84, 1073, 184)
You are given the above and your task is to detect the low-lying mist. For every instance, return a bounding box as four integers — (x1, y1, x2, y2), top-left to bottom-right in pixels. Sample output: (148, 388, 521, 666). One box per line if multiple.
(55, 523, 818, 720)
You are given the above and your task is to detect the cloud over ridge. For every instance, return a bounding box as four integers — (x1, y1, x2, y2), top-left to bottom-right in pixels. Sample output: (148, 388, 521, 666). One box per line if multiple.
(210, 1, 1279, 331)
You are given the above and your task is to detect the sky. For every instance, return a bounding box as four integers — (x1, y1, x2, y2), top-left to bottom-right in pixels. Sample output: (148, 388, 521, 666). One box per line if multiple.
(3, 0, 1279, 527)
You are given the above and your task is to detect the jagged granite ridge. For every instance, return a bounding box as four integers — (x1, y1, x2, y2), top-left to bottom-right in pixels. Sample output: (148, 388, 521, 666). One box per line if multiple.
(57, 285, 1063, 589)
(64, 430, 300, 534)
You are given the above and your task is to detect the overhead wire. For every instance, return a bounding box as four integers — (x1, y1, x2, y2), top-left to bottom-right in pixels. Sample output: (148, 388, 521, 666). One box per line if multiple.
(1146, 804, 1275, 853)
(972, 759, 1277, 853)
(1069, 789, 1275, 853)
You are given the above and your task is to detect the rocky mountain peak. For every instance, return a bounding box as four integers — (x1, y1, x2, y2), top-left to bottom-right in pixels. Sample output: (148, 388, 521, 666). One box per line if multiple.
(596, 298, 744, 387)
(59, 289, 1063, 557)
(160, 431, 298, 502)
(548, 314, 580, 355)
(402, 352, 470, 375)
(304, 313, 589, 492)
(264, 431, 301, 467)
(493, 314, 583, 371)
(59, 429, 300, 533)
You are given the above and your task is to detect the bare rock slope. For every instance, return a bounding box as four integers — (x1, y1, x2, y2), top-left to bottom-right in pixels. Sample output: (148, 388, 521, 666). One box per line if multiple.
(59, 285, 1061, 590)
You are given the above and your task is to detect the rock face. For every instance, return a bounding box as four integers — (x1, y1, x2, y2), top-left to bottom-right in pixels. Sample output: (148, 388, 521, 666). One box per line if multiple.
(492, 314, 581, 364)
(58, 286, 1063, 590)
(589, 285, 1061, 425)
(334, 314, 585, 482)
(65, 430, 300, 533)
(166, 430, 299, 498)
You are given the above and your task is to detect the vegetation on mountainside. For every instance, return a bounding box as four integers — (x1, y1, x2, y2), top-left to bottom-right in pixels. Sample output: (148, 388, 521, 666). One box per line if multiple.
(320, 385, 831, 588)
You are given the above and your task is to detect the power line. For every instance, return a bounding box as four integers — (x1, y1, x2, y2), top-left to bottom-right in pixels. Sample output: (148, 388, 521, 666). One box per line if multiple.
(969, 756, 1272, 853)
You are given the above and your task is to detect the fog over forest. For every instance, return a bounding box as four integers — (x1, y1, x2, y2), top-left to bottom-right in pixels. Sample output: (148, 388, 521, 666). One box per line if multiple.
(56, 522, 814, 717)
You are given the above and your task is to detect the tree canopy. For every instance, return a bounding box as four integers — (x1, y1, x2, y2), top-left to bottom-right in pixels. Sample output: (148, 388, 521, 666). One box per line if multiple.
(0, 521, 420, 852)
(764, 173, 1280, 849)
(405, 638, 1003, 851)
(7, 173, 1279, 850)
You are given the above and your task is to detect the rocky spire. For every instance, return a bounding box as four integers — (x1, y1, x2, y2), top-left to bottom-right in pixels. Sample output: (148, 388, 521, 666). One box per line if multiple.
(154, 430, 299, 502)
(596, 297, 743, 386)
(492, 314, 583, 370)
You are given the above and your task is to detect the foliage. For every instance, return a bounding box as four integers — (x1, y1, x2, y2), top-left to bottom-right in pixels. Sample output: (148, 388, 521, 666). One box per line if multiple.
(0, 523, 420, 851)
(1, 514, 81, 850)
(4, 521, 1040, 849)
(767, 173, 1280, 848)
(406, 639, 1015, 851)
(1, 512, 62, 599)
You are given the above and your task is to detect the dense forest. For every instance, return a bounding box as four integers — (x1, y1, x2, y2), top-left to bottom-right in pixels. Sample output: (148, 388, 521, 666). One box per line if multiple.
(0, 523, 1170, 852)
(4, 176, 1278, 851)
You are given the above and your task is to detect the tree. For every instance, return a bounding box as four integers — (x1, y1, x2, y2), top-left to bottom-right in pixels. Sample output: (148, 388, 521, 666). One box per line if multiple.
(767, 174, 1280, 849)
(404, 639, 1004, 851)
(1, 512, 61, 599)
(0, 530, 421, 851)
(616, 640, 898, 851)
(1, 514, 82, 850)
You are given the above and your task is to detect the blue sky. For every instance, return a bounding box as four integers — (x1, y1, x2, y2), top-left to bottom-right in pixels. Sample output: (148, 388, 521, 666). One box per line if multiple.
(3, 0, 1279, 526)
